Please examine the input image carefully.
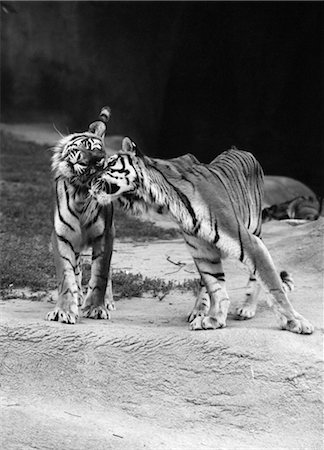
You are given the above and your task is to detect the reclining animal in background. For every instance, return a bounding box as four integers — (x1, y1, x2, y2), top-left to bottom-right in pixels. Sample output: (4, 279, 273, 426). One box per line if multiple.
(262, 175, 322, 222)
(262, 195, 322, 222)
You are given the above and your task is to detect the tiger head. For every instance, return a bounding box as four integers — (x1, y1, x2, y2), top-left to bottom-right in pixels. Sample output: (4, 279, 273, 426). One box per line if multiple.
(90, 137, 143, 204)
(52, 132, 107, 186)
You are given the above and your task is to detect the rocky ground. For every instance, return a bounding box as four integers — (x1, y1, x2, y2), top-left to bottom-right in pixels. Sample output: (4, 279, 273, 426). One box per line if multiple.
(0, 124, 323, 449)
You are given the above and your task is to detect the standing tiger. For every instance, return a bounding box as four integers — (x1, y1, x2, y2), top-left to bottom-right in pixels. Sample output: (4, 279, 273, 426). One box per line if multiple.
(46, 107, 115, 324)
(90, 137, 314, 334)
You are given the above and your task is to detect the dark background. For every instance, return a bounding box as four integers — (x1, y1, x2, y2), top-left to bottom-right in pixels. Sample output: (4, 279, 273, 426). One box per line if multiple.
(1, 1, 323, 193)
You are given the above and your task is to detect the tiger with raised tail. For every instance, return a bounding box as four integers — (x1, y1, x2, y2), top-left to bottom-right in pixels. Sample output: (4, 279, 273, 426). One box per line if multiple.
(90, 138, 314, 334)
(46, 107, 115, 324)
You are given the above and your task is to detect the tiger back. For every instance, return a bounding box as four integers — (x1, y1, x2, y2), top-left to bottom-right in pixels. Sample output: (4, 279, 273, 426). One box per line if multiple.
(145, 148, 263, 246)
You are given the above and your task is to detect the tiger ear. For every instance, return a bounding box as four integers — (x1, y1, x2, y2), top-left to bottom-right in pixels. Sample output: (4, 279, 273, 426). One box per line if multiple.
(122, 137, 143, 157)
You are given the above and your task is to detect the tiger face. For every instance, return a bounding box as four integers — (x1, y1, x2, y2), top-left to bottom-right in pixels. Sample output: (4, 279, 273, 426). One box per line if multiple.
(53, 133, 106, 186)
(91, 138, 140, 204)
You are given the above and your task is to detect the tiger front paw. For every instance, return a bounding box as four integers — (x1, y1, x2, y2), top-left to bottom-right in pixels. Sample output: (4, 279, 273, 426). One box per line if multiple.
(280, 316, 314, 334)
(187, 307, 208, 323)
(46, 307, 79, 324)
(82, 305, 111, 320)
(105, 299, 116, 311)
(189, 315, 226, 330)
(235, 304, 257, 320)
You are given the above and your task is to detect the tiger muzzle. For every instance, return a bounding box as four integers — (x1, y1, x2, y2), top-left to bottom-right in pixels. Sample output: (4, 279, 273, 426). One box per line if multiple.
(90, 176, 119, 200)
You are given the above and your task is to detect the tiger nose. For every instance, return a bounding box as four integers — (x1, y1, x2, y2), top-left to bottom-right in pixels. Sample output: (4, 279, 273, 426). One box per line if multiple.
(86, 153, 104, 166)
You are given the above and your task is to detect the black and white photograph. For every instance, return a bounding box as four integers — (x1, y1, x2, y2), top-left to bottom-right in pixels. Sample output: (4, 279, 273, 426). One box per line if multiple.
(0, 1, 323, 449)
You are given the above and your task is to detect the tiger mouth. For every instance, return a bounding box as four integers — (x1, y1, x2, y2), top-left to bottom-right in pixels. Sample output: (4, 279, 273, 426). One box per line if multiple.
(90, 179, 119, 197)
(108, 184, 120, 195)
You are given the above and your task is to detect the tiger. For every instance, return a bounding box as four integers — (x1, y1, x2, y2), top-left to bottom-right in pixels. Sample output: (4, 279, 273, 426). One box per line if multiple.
(262, 195, 321, 222)
(46, 107, 115, 324)
(89, 137, 314, 334)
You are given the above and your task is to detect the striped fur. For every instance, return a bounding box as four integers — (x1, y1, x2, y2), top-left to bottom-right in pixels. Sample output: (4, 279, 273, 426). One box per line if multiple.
(90, 138, 313, 334)
(46, 133, 115, 324)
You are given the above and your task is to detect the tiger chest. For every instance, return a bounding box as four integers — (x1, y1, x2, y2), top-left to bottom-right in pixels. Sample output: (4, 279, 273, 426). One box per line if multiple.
(72, 189, 107, 247)
(81, 215, 106, 246)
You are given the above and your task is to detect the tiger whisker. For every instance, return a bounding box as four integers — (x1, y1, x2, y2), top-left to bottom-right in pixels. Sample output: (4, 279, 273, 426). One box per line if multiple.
(52, 123, 65, 138)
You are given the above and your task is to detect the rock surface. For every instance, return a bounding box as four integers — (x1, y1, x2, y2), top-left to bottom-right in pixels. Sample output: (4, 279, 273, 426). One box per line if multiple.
(1, 220, 323, 449)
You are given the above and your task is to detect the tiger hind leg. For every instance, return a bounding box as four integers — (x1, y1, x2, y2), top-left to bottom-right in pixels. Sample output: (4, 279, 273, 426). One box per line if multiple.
(235, 271, 294, 320)
(244, 234, 313, 334)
